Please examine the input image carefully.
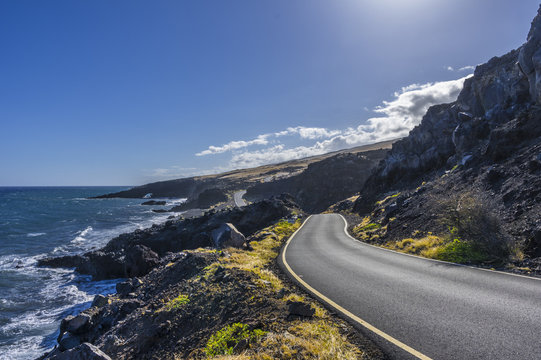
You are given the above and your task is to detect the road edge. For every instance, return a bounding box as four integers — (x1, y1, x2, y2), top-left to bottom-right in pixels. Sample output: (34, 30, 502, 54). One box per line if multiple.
(280, 214, 433, 360)
(338, 214, 541, 282)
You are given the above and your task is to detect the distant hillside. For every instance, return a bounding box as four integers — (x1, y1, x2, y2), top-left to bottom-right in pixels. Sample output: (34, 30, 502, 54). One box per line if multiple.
(245, 149, 388, 213)
(95, 140, 395, 213)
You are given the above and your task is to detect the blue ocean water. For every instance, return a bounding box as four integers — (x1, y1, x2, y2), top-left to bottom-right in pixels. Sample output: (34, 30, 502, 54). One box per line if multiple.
(0, 187, 184, 359)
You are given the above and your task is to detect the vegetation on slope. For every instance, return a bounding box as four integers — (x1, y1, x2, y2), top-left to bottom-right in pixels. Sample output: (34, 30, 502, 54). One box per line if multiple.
(44, 216, 385, 359)
(350, 188, 517, 266)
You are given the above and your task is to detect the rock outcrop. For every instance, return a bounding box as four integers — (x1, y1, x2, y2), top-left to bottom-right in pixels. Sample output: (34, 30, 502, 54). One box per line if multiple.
(211, 223, 246, 248)
(353, 5, 541, 260)
(246, 149, 389, 213)
(169, 188, 228, 212)
(43, 343, 112, 360)
(38, 196, 299, 279)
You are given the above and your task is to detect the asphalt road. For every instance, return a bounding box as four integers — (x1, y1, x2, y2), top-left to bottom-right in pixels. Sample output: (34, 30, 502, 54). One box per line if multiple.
(233, 190, 247, 207)
(280, 214, 541, 360)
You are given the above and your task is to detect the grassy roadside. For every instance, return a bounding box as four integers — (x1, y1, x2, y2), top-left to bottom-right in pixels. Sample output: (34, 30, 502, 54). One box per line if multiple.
(348, 190, 521, 268)
(194, 218, 380, 359)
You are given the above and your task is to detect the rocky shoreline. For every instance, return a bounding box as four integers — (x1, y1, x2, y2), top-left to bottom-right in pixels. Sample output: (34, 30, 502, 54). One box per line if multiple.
(36, 196, 386, 359)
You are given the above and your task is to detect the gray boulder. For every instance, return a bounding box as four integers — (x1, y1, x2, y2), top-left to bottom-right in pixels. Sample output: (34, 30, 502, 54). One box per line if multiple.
(91, 295, 108, 308)
(123, 245, 159, 278)
(58, 333, 81, 351)
(211, 223, 246, 248)
(61, 314, 91, 335)
(47, 343, 112, 360)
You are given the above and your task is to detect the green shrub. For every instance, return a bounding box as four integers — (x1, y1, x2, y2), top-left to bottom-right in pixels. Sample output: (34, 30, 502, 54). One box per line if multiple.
(273, 220, 298, 237)
(358, 223, 382, 232)
(433, 238, 489, 263)
(425, 186, 513, 263)
(376, 192, 401, 205)
(205, 323, 266, 357)
(164, 294, 189, 311)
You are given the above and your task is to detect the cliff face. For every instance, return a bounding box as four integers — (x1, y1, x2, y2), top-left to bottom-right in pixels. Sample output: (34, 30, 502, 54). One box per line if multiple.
(246, 149, 389, 213)
(354, 6, 541, 260)
(361, 46, 531, 198)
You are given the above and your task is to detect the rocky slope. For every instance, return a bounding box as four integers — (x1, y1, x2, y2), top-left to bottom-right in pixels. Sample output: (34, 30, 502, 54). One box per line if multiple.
(37, 201, 386, 360)
(351, 6, 541, 270)
(39, 196, 298, 280)
(245, 149, 389, 213)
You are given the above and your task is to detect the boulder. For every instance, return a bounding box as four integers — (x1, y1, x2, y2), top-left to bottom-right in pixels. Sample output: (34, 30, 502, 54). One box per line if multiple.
(58, 332, 81, 351)
(116, 277, 143, 296)
(64, 313, 91, 335)
(141, 200, 166, 206)
(123, 245, 160, 278)
(47, 343, 112, 360)
(287, 301, 314, 317)
(91, 295, 109, 308)
(211, 223, 246, 248)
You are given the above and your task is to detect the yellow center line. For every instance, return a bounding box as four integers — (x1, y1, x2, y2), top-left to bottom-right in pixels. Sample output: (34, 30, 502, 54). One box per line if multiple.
(282, 214, 433, 360)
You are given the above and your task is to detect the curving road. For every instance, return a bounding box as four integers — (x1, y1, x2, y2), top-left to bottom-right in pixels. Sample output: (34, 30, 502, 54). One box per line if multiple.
(233, 190, 247, 207)
(280, 214, 541, 360)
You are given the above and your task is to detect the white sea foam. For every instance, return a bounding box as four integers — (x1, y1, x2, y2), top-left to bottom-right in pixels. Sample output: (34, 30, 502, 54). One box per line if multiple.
(27, 232, 46, 237)
(0, 193, 176, 358)
(0, 335, 47, 360)
(70, 226, 93, 244)
(168, 198, 187, 206)
(0, 253, 45, 271)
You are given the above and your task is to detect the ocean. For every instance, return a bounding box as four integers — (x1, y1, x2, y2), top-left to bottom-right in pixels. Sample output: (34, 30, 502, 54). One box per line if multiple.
(0, 187, 184, 359)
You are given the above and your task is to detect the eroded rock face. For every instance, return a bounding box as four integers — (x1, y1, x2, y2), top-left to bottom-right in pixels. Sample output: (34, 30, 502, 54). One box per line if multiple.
(357, 5, 541, 209)
(519, 6, 541, 104)
(44, 343, 112, 360)
(245, 149, 389, 213)
(352, 6, 541, 262)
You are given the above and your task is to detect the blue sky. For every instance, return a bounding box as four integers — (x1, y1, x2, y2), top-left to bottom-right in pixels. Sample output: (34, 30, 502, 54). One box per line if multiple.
(0, 0, 538, 186)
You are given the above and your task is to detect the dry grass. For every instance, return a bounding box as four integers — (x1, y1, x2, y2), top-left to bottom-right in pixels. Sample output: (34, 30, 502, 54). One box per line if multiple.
(384, 235, 446, 258)
(375, 192, 401, 206)
(214, 319, 361, 360)
(283, 293, 305, 303)
(223, 220, 301, 289)
(191, 218, 366, 359)
(258, 320, 361, 360)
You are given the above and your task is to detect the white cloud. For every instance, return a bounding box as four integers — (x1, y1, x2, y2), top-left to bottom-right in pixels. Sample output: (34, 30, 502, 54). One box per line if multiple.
(458, 65, 476, 72)
(151, 74, 472, 177)
(195, 134, 270, 156)
(226, 75, 471, 169)
(286, 126, 342, 139)
(447, 65, 476, 72)
(195, 126, 341, 156)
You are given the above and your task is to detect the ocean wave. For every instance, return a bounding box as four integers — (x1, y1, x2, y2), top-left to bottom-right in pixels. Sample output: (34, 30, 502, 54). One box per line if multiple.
(26, 232, 46, 237)
(168, 198, 187, 206)
(0, 335, 46, 360)
(70, 226, 93, 244)
(0, 267, 117, 360)
(0, 191, 177, 357)
(0, 254, 46, 271)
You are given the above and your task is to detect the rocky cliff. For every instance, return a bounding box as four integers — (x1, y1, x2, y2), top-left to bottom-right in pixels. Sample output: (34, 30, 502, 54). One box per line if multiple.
(37, 200, 385, 360)
(39, 195, 299, 280)
(246, 149, 389, 213)
(352, 6, 541, 265)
